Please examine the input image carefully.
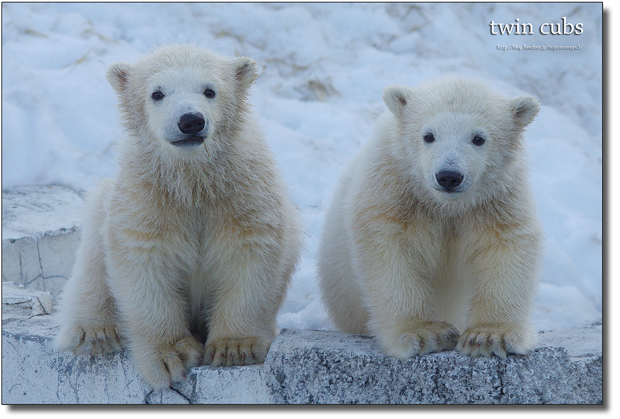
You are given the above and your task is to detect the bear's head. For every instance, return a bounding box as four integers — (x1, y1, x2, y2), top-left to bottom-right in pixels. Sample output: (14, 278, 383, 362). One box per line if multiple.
(383, 76, 540, 208)
(106, 45, 257, 156)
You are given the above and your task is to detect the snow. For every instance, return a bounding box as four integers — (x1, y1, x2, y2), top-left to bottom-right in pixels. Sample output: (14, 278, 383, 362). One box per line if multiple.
(1, 2, 602, 333)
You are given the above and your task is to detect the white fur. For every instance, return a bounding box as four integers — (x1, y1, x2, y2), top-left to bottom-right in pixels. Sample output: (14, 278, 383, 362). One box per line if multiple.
(318, 76, 543, 359)
(55, 45, 302, 390)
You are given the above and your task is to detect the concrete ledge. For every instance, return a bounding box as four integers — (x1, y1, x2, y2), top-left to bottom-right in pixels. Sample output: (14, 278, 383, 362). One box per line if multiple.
(2, 282, 53, 317)
(2, 186, 83, 296)
(1, 298, 270, 404)
(2, 288, 602, 404)
(266, 328, 602, 404)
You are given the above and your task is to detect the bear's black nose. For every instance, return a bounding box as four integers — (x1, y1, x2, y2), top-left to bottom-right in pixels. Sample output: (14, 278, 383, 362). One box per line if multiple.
(178, 113, 206, 135)
(436, 171, 464, 191)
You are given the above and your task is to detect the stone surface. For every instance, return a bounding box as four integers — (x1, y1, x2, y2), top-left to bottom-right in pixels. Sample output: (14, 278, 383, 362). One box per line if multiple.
(2, 185, 83, 296)
(2, 281, 53, 316)
(264, 327, 602, 404)
(1, 289, 271, 404)
(2, 285, 602, 405)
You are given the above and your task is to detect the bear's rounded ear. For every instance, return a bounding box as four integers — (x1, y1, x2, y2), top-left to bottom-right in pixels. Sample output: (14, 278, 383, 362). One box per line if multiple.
(510, 95, 540, 129)
(232, 56, 258, 90)
(383, 85, 413, 117)
(106, 62, 133, 93)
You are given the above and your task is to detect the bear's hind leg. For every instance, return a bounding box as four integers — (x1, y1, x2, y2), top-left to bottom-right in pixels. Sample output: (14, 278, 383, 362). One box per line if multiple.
(55, 264, 121, 355)
(55, 181, 122, 355)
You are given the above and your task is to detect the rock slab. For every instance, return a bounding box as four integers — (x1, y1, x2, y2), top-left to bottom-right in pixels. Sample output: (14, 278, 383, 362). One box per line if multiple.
(2, 288, 602, 404)
(2, 185, 83, 296)
(264, 327, 603, 404)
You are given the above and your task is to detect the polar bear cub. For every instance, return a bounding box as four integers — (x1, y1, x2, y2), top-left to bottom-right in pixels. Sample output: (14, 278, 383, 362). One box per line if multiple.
(318, 76, 543, 359)
(55, 45, 301, 389)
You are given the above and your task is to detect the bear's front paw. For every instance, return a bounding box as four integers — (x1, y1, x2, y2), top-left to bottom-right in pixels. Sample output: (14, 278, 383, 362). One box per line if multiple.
(457, 323, 536, 358)
(203, 337, 271, 367)
(55, 323, 122, 355)
(139, 336, 204, 390)
(381, 321, 460, 359)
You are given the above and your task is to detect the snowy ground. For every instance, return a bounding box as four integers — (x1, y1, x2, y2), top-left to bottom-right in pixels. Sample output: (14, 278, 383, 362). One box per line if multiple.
(2, 2, 602, 333)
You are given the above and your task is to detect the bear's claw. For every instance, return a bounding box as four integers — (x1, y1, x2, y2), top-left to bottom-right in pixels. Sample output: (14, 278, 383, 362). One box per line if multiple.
(382, 321, 460, 359)
(145, 336, 204, 389)
(203, 337, 270, 367)
(457, 323, 534, 358)
(55, 323, 122, 355)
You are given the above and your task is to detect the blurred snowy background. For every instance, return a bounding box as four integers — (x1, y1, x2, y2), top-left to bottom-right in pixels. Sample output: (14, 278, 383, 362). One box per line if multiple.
(1, 2, 602, 333)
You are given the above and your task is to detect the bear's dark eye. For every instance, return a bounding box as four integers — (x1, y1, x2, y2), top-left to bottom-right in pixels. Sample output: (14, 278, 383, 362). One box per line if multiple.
(423, 133, 435, 144)
(204, 88, 216, 99)
(151, 91, 165, 101)
(472, 135, 485, 146)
